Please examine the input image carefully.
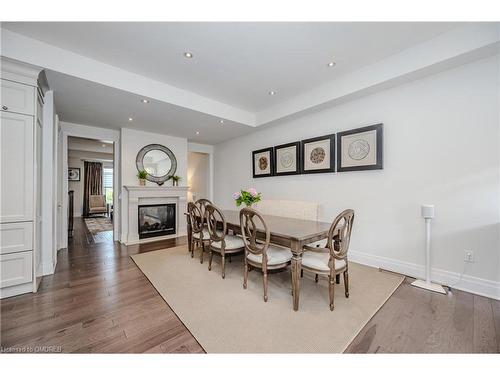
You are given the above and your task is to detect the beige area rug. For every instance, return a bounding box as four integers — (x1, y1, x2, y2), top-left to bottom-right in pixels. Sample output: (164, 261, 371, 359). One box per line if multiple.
(132, 245, 404, 353)
(84, 217, 113, 243)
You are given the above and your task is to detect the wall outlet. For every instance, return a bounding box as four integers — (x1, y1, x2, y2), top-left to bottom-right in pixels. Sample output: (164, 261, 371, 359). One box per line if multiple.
(464, 251, 475, 263)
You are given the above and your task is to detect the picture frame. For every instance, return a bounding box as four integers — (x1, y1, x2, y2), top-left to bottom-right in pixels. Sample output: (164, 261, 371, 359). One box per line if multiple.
(68, 167, 81, 181)
(337, 123, 383, 172)
(300, 134, 335, 174)
(274, 141, 301, 176)
(252, 147, 274, 178)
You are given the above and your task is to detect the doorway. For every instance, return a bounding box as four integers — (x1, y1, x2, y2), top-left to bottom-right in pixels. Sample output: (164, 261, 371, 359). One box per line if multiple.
(66, 136, 115, 245)
(187, 151, 210, 202)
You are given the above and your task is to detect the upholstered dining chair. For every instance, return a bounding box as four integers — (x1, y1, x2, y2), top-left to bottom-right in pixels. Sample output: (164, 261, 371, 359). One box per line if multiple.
(194, 199, 213, 262)
(239, 208, 292, 302)
(205, 203, 245, 279)
(301, 209, 355, 310)
(187, 202, 209, 262)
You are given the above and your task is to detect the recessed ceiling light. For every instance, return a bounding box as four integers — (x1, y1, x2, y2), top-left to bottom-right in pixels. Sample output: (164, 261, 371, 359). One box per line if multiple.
(184, 52, 194, 58)
(327, 61, 336, 67)
(101, 144, 106, 148)
(196, 131, 200, 135)
(268, 91, 276, 96)
(141, 98, 149, 104)
(128, 117, 133, 122)
(219, 120, 224, 124)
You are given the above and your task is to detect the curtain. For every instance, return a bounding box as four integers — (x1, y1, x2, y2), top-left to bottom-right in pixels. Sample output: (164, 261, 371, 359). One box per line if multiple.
(83, 161, 103, 217)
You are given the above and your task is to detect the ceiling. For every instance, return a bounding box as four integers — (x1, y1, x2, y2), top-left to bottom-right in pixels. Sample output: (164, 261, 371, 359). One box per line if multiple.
(4, 22, 459, 112)
(48, 70, 253, 144)
(68, 136, 114, 154)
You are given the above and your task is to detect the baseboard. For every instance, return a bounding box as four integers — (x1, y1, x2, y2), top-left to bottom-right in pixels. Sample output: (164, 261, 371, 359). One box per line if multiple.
(349, 250, 500, 301)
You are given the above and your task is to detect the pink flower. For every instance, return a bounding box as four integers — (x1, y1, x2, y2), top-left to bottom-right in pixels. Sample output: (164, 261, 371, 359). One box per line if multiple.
(232, 191, 241, 200)
(247, 188, 258, 197)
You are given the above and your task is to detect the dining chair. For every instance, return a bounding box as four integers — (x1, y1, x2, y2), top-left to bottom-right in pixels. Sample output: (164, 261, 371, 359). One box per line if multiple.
(301, 209, 354, 310)
(239, 208, 292, 302)
(205, 203, 245, 279)
(187, 201, 209, 262)
(194, 199, 213, 262)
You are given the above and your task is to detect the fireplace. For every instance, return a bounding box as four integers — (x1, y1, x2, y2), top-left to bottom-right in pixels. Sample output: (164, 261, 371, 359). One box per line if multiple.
(138, 203, 176, 239)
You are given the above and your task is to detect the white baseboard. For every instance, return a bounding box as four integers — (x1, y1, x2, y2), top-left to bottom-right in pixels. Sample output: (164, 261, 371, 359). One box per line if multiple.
(349, 250, 500, 301)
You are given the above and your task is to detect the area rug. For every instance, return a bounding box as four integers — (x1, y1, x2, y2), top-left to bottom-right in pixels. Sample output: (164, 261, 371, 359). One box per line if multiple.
(131, 245, 404, 353)
(84, 217, 113, 243)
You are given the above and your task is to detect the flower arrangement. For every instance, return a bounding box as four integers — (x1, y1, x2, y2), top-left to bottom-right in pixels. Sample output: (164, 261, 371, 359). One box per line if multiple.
(233, 188, 262, 207)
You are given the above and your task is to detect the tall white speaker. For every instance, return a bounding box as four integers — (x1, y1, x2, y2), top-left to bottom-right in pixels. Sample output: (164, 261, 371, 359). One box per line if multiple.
(411, 204, 447, 294)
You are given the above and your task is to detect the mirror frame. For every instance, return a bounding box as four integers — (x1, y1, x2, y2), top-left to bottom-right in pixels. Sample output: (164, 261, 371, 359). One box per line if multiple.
(136, 144, 177, 186)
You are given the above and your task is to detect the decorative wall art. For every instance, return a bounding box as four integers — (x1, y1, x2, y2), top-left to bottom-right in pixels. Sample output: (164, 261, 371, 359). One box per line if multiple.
(68, 168, 81, 181)
(252, 147, 274, 178)
(274, 142, 300, 176)
(337, 123, 383, 172)
(300, 134, 335, 174)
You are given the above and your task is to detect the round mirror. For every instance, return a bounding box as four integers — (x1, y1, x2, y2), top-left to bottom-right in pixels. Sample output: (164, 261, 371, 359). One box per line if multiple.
(136, 144, 177, 185)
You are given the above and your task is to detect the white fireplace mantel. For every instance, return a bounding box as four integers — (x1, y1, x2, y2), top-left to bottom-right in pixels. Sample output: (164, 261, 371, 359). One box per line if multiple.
(122, 185, 189, 245)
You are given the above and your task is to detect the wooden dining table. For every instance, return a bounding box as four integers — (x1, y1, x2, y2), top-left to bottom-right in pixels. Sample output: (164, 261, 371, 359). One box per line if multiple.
(186, 209, 333, 311)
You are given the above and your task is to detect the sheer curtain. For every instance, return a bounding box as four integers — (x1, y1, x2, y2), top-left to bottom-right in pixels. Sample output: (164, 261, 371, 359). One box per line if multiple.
(83, 161, 103, 217)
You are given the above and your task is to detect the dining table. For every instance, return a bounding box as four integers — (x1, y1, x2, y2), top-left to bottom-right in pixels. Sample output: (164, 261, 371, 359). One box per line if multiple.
(186, 209, 334, 311)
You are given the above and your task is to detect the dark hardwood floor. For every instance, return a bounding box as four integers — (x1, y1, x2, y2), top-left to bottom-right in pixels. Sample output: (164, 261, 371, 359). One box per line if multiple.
(1, 218, 498, 353)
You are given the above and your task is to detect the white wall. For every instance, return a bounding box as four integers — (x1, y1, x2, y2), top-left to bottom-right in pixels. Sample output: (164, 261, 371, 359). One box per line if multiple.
(214, 56, 500, 298)
(188, 152, 210, 201)
(120, 128, 188, 241)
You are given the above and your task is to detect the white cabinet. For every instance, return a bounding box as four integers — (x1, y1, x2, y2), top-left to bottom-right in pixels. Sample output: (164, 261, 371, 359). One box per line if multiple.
(0, 111, 34, 223)
(0, 60, 43, 298)
(0, 222, 33, 255)
(0, 251, 33, 289)
(0, 79, 35, 116)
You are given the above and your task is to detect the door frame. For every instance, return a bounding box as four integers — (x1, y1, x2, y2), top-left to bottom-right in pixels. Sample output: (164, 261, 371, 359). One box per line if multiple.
(58, 122, 121, 249)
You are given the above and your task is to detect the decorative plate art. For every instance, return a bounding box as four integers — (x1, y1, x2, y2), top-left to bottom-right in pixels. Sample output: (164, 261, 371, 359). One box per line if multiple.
(337, 123, 383, 172)
(301, 134, 335, 174)
(68, 168, 81, 181)
(274, 142, 300, 176)
(252, 147, 274, 178)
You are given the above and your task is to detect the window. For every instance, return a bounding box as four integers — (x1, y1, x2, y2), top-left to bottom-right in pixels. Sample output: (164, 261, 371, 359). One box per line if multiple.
(103, 168, 113, 204)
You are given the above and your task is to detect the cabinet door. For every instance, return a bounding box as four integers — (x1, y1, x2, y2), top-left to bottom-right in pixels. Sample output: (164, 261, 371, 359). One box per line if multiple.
(0, 79, 35, 116)
(0, 222, 33, 255)
(0, 112, 34, 222)
(0, 251, 33, 288)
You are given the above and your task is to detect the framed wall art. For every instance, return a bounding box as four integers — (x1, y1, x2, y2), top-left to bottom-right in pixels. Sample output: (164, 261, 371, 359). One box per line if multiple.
(252, 147, 274, 178)
(68, 168, 81, 181)
(337, 123, 383, 172)
(274, 141, 300, 176)
(300, 134, 335, 174)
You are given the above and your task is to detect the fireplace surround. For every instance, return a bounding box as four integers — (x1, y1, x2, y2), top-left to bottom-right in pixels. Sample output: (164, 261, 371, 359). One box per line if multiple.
(122, 186, 188, 245)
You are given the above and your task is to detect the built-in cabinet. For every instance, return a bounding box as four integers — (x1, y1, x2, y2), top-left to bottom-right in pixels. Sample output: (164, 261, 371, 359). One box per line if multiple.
(0, 59, 44, 298)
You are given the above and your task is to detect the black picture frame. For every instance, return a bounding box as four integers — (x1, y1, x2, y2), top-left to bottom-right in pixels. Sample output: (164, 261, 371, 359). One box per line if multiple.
(68, 168, 81, 181)
(252, 147, 274, 178)
(273, 141, 301, 176)
(300, 134, 336, 174)
(337, 123, 383, 172)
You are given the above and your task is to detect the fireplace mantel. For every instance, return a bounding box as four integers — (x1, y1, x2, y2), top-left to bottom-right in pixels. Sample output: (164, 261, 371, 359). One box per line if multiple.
(122, 186, 189, 245)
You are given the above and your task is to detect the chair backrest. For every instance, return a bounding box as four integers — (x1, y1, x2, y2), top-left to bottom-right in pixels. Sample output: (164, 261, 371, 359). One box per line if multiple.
(187, 201, 204, 234)
(254, 199, 318, 221)
(239, 208, 270, 259)
(89, 195, 105, 208)
(326, 209, 355, 260)
(195, 199, 213, 225)
(205, 203, 226, 242)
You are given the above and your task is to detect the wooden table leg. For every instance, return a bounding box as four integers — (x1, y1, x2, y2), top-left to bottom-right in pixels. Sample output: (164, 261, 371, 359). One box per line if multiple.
(290, 240, 302, 311)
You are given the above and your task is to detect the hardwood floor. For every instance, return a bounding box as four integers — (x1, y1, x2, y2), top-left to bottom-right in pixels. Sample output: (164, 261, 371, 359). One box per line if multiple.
(1, 218, 498, 353)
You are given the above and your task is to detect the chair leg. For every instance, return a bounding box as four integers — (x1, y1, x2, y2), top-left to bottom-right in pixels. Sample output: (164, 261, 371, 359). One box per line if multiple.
(228, 255, 232, 263)
(329, 275, 335, 311)
(336, 274, 340, 284)
(189, 237, 194, 258)
(344, 270, 349, 298)
(208, 250, 213, 271)
(315, 274, 319, 283)
(300, 269, 304, 278)
(221, 254, 226, 279)
(263, 271, 268, 302)
(200, 242, 204, 264)
(243, 262, 248, 289)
